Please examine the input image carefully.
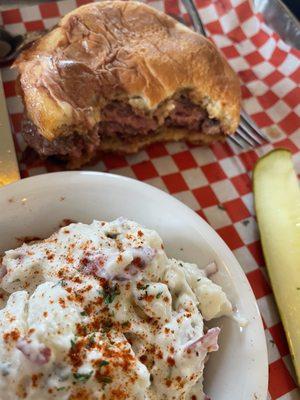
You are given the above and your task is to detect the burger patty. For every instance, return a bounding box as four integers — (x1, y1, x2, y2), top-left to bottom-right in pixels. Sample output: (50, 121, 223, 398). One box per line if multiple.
(22, 97, 221, 159)
(23, 118, 101, 159)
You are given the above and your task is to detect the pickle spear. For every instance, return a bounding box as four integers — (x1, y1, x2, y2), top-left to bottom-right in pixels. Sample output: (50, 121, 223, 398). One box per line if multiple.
(254, 148, 300, 384)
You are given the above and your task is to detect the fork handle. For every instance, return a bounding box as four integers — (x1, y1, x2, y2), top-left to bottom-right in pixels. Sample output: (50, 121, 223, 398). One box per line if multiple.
(181, 0, 207, 36)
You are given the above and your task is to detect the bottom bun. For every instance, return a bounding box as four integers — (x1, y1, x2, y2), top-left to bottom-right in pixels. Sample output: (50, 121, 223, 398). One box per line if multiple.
(68, 128, 225, 168)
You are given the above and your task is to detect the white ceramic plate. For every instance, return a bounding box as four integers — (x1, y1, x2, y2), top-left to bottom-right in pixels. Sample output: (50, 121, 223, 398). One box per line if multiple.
(0, 171, 268, 399)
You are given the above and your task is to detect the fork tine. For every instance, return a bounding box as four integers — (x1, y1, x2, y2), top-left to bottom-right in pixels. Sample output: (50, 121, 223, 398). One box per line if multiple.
(238, 123, 261, 146)
(181, 0, 207, 36)
(236, 128, 256, 147)
(182, 0, 268, 149)
(228, 135, 244, 149)
(240, 109, 269, 142)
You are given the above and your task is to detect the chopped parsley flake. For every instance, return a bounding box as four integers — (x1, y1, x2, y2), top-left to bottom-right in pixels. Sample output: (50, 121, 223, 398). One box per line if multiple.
(70, 337, 77, 348)
(99, 360, 109, 368)
(104, 286, 120, 304)
(56, 386, 68, 391)
(140, 284, 150, 290)
(73, 371, 93, 382)
(98, 375, 112, 384)
(52, 280, 67, 288)
(156, 292, 163, 299)
(103, 321, 113, 332)
(80, 310, 87, 316)
(88, 333, 96, 345)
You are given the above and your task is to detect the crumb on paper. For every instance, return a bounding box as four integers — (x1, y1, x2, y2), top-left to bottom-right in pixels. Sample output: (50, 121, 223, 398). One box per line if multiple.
(264, 126, 283, 140)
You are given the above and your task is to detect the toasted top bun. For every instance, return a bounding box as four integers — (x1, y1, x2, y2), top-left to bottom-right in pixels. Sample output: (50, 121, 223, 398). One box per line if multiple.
(14, 1, 241, 141)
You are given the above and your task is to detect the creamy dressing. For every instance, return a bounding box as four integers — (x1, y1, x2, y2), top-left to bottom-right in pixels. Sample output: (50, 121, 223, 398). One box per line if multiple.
(0, 218, 232, 399)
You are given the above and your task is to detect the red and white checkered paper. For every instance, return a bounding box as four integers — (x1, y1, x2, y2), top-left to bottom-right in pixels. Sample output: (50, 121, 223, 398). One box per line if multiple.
(1, 0, 300, 397)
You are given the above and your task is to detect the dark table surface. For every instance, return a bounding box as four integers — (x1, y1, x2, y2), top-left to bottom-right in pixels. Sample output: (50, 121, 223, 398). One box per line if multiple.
(284, 0, 299, 19)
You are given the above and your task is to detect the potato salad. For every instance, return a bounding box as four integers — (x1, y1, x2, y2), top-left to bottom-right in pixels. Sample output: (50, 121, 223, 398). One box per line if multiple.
(0, 218, 232, 400)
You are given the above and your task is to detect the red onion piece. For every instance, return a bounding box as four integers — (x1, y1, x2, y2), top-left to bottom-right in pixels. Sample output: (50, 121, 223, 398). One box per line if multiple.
(80, 247, 156, 281)
(80, 253, 107, 276)
(16, 338, 51, 365)
(185, 327, 220, 353)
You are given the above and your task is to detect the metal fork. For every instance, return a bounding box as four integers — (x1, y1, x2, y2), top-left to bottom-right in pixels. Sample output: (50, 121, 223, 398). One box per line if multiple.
(181, 0, 269, 149)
